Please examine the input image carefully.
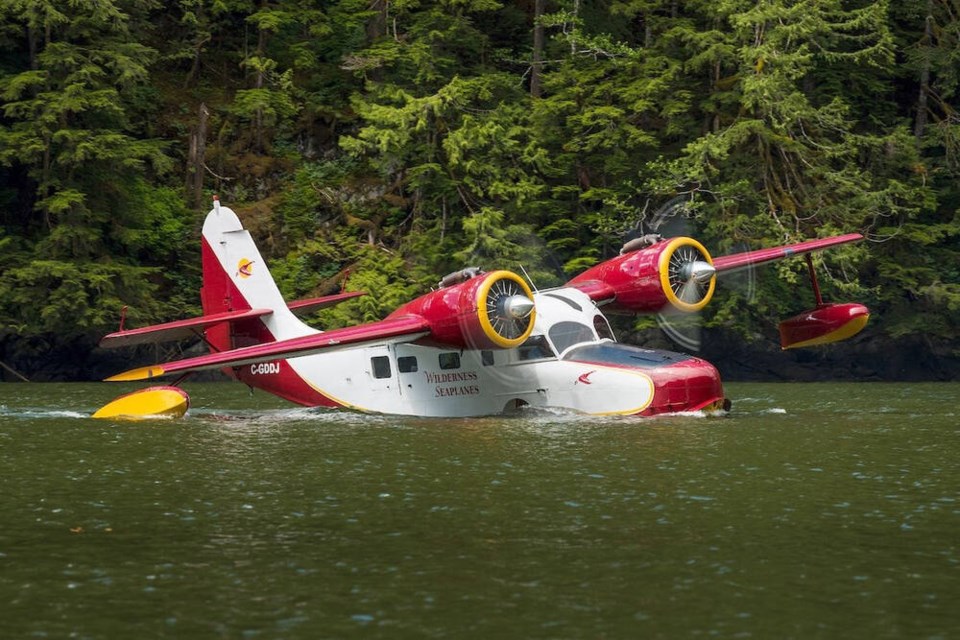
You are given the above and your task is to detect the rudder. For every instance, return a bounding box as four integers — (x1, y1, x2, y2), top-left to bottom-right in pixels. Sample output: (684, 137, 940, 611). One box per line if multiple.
(200, 198, 312, 352)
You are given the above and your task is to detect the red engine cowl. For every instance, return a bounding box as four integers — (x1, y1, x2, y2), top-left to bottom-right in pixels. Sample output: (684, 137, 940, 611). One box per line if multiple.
(567, 237, 717, 314)
(387, 270, 537, 349)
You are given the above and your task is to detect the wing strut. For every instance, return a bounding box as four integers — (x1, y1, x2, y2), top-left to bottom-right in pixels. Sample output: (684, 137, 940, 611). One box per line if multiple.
(805, 254, 824, 306)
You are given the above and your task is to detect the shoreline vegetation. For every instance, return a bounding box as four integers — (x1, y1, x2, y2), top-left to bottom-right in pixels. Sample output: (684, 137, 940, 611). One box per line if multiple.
(1, 1, 958, 383)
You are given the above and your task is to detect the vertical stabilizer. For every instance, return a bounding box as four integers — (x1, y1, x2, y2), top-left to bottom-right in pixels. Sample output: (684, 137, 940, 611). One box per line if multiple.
(200, 199, 313, 351)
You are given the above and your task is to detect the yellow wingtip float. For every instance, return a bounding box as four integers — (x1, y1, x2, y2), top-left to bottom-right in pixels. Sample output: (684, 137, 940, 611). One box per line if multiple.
(92, 386, 190, 420)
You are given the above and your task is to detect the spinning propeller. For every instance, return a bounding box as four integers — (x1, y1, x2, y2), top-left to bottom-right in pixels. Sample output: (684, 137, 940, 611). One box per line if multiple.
(638, 198, 756, 352)
(483, 276, 536, 343)
(666, 243, 716, 307)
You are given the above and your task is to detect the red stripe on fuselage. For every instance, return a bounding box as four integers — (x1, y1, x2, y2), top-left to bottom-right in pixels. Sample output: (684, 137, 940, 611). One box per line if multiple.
(233, 359, 342, 408)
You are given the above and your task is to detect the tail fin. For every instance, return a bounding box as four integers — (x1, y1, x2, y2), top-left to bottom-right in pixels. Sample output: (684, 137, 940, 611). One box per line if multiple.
(200, 199, 312, 351)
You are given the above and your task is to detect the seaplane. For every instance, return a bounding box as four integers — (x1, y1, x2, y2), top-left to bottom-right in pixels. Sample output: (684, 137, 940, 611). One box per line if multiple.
(93, 197, 869, 419)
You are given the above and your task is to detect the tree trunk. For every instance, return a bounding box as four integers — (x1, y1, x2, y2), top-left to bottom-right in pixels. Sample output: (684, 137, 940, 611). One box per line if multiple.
(27, 25, 37, 70)
(914, 1, 934, 143)
(183, 0, 208, 89)
(255, 23, 267, 152)
(188, 103, 210, 209)
(531, 0, 544, 98)
(366, 0, 387, 40)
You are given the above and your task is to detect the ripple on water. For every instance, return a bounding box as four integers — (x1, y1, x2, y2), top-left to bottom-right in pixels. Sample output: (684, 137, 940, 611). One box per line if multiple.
(2, 382, 960, 639)
(0, 407, 89, 421)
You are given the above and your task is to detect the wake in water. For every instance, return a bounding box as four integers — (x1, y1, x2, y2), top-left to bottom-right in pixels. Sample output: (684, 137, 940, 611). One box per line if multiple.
(0, 397, 745, 426)
(0, 405, 89, 421)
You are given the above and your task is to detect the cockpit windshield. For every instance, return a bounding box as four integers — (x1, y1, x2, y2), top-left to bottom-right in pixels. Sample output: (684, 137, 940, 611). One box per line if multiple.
(563, 343, 694, 368)
(548, 321, 596, 354)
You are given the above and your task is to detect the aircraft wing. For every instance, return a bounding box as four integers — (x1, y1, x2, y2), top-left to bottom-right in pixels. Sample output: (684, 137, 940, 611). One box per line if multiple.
(100, 291, 367, 348)
(564, 279, 617, 305)
(712, 233, 863, 274)
(105, 315, 430, 382)
(564, 232, 865, 313)
(100, 308, 274, 348)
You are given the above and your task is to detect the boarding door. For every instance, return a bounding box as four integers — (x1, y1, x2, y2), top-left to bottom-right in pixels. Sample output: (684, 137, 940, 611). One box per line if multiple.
(363, 345, 401, 399)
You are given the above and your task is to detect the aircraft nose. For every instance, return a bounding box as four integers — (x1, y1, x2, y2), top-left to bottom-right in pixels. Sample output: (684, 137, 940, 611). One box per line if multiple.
(642, 357, 725, 415)
(502, 295, 535, 319)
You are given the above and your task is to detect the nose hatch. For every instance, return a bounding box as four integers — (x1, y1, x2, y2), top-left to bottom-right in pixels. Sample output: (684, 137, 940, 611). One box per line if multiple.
(642, 357, 725, 415)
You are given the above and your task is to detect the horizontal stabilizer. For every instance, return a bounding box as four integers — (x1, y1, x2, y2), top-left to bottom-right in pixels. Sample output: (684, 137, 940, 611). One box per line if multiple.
(105, 314, 431, 381)
(287, 291, 366, 316)
(713, 234, 863, 274)
(99, 308, 273, 349)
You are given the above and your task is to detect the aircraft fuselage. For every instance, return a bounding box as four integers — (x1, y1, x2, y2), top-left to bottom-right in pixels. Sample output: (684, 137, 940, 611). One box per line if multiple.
(231, 287, 725, 417)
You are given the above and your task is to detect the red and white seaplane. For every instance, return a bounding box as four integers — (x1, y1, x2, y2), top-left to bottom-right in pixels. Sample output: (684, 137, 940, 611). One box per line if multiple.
(93, 198, 869, 419)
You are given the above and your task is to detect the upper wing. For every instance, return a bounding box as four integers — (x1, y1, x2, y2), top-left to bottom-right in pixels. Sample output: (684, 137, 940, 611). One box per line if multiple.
(100, 291, 367, 348)
(100, 308, 274, 348)
(564, 232, 864, 311)
(563, 279, 617, 305)
(106, 314, 430, 381)
(712, 233, 863, 274)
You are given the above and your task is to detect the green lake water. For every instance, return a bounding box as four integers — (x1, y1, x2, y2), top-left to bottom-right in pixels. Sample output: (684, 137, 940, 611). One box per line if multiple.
(1, 381, 958, 638)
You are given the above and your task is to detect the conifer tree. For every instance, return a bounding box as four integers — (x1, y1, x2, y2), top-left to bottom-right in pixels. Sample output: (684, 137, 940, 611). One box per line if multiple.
(879, 0, 960, 340)
(0, 0, 180, 335)
(641, 1, 931, 322)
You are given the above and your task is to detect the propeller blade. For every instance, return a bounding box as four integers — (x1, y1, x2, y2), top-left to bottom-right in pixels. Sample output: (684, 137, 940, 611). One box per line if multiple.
(677, 279, 702, 304)
(656, 310, 702, 352)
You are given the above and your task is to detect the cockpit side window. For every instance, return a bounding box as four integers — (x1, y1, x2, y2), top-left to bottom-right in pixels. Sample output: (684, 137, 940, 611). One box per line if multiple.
(593, 315, 616, 341)
(548, 321, 596, 354)
(517, 335, 556, 361)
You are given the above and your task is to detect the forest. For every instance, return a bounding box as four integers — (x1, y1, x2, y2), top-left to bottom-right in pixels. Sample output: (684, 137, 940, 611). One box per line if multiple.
(1, 0, 958, 381)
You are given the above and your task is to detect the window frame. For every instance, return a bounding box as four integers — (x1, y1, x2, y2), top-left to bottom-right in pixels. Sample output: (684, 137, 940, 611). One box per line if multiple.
(370, 355, 392, 379)
(398, 355, 418, 373)
(516, 335, 556, 362)
(439, 352, 461, 370)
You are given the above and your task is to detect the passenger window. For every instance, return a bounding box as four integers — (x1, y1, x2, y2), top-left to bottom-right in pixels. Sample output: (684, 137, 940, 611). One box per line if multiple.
(517, 335, 555, 361)
(371, 356, 391, 379)
(594, 315, 616, 341)
(481, 350, 495, 366)
(398, 356, 418, 373)
(439, 352, 461, 370)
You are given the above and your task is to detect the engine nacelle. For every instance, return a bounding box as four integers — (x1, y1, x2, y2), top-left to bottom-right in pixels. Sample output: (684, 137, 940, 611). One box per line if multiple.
(779, 302, 869, 349)
(387, 270, 537, 349)
(567, 237, 717, 314)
